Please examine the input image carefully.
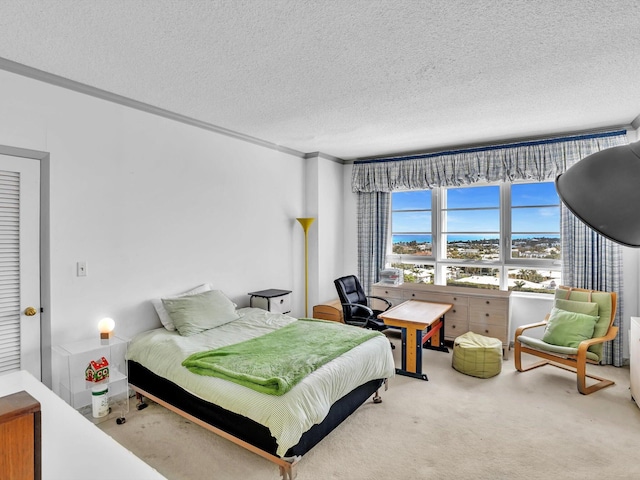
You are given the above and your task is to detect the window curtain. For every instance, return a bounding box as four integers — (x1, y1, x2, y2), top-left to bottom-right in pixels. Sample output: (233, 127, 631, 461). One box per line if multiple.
(352, 130, 628, 365)
(357, 192, 390, 294)
(559, 136, 628, 366)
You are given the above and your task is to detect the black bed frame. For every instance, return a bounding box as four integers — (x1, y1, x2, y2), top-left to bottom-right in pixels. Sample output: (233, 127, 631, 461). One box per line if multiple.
(128, 361, 384, 479)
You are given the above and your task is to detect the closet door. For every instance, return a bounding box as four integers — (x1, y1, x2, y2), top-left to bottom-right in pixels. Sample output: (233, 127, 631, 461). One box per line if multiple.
(0, 154, 40, 379)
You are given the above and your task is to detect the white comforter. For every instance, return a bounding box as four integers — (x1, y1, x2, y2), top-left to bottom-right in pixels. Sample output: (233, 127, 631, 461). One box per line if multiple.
(127, 307, 395, 456)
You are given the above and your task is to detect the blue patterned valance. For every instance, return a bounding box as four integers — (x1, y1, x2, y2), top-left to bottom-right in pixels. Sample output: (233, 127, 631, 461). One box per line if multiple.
(352, 130, 628, 192)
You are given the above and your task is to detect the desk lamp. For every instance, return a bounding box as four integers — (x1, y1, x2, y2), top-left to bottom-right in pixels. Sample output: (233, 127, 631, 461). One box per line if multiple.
(555, 141, 640, 247)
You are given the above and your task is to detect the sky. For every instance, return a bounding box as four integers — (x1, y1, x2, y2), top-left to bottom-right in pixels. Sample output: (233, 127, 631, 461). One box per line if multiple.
(392, 182, 560, 238)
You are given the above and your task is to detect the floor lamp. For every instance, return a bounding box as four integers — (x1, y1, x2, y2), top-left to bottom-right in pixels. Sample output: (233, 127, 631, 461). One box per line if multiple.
(296, 217, 315, 317)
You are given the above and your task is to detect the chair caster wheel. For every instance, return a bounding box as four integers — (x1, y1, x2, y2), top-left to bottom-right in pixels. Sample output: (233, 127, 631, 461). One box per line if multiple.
(136, 403, 148, 411)
(373, 396, 382, 404)
(116, 417, 126, 425)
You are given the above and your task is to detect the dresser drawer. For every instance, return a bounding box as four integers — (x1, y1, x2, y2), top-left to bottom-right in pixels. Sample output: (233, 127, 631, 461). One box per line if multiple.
(403, 290, 469, 307)
(371, 286, 404, 310)
(444, 317, 469, 339)
(469, 322, 508, 343)
(469, 297, 508, 325)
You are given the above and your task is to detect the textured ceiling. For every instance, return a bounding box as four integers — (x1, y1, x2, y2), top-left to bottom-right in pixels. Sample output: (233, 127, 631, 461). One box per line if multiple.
(1, 0, 640, 160)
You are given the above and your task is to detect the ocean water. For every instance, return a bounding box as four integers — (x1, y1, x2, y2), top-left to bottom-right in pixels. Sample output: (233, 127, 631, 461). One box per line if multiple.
(392, 234, 559, 244)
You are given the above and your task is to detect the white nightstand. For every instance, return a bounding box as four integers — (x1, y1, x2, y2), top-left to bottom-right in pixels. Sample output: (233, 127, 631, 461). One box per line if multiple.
(248, 289, 292, 314)
(52, 336, 129, 424)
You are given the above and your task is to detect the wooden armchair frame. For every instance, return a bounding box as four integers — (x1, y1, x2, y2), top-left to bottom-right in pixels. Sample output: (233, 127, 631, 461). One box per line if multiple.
(514, 286, 618, 395)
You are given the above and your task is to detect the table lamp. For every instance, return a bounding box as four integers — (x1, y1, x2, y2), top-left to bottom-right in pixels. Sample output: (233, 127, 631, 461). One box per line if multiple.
(98, 317, 115, 343)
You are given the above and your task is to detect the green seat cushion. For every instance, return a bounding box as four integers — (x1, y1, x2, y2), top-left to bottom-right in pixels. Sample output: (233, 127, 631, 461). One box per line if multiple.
(517, 335, 601, 362)
(542, 307, 599, 348)
(554, 289, 613, 360)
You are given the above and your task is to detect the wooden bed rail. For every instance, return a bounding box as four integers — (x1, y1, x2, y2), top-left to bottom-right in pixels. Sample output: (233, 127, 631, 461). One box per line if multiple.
(130, 385, 300, 479)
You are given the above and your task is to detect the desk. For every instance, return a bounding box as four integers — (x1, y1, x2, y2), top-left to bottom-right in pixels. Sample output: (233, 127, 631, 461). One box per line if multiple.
(0, 370, 166, 480)
(378, 300, 452, 381)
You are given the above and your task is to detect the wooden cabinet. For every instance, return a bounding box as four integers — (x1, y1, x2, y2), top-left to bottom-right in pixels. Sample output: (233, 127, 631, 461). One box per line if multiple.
(312, 299, 344, 323)
(372, 283, 511, 357)
(0, 390, 41, 480)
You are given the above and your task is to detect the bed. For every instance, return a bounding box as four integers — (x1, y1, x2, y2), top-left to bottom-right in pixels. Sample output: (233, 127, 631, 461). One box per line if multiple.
(126, 288, 396, 479)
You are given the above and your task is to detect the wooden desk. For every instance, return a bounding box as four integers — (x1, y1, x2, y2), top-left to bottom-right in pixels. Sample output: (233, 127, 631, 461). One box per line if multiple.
(378, 300, 452, 381)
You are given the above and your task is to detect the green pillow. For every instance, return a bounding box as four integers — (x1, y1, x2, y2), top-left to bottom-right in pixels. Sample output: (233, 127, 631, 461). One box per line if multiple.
(542, 307, 599, 349)
(554, 298, 599, 317)
(162, 289, 239, 336)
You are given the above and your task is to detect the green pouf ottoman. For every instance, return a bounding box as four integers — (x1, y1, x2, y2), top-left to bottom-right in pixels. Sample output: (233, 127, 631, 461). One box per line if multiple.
(452, 331, 502, 378)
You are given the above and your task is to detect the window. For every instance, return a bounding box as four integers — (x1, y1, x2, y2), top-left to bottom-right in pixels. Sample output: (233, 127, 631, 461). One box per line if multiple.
(389, 181, 561, 293)
(391, 190, 432, 256)
(390, 190, 434, 284)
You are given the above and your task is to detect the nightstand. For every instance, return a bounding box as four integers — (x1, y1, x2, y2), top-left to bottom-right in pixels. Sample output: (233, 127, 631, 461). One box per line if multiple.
(52, 336, 129, 424)
(248, 289, 292, 314)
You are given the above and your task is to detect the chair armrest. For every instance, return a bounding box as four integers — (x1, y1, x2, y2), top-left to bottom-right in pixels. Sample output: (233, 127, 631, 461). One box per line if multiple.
(514, 320, 548, 338)
(366, 295, 392, 310)
(576, 326, 619, 359)
(340, 302, 374, 317)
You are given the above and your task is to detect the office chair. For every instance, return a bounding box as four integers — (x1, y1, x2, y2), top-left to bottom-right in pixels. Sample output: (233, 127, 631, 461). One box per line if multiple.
(333, 275, 393, 331)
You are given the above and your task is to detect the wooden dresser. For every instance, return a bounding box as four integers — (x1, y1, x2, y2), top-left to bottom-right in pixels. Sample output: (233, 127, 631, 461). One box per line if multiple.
(0, 390, 41, 480)
(372, 283, 512, 357)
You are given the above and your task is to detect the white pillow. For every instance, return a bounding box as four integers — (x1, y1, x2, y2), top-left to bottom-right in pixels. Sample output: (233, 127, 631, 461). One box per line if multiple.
(152, 283, 212, 331)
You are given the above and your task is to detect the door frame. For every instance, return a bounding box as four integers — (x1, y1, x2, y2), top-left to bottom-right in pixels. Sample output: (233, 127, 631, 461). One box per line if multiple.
(0, 144, 51, 386)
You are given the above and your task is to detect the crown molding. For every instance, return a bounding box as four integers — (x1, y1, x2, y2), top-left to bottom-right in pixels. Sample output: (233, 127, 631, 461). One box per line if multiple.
(0, 57, 307, 158)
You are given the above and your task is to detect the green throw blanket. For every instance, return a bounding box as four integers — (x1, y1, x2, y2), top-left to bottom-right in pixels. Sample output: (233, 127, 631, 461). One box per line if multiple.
(182, 318, 380, 396)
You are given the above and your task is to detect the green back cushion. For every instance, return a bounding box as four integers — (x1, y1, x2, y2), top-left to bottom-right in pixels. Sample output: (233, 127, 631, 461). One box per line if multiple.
(554, 298, 598, 316)
(554, 288, 613, 360)
(542, 307, 599, 348)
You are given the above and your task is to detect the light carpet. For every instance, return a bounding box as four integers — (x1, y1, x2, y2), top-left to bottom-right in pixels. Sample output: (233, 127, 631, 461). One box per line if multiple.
(99, 339, 640, 480)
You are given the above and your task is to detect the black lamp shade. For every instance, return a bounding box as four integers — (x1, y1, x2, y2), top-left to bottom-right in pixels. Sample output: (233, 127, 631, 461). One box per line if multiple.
(555, 141, 640, 247)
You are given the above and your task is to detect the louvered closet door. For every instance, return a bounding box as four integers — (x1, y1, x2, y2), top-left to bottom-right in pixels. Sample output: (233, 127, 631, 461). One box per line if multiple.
(0, 154, 40, 378)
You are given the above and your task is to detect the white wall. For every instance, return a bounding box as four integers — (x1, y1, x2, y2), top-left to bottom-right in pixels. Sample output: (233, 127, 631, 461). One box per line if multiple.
(342, 163, 358, 276)
(315, 156, 348, 305)
(0, 69, 308, 380)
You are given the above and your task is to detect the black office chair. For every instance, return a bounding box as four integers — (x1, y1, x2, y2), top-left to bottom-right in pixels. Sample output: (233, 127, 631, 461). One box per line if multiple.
(334, 275, 393, 331)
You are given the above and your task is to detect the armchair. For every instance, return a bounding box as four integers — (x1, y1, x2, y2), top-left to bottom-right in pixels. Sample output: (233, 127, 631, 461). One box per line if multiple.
(333, 275, 392, 331)
(514, 285, 618, 395)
